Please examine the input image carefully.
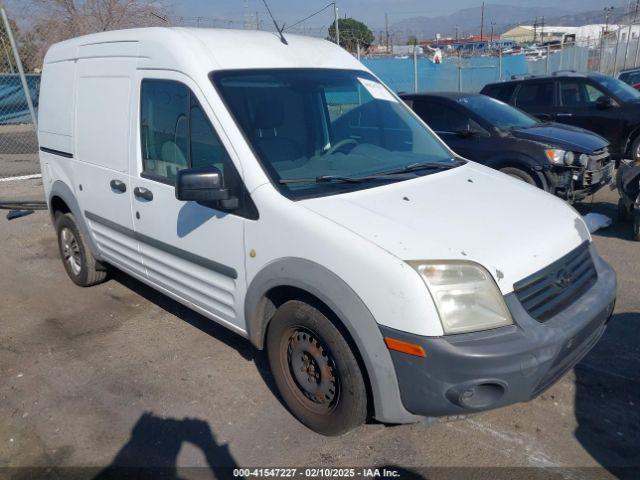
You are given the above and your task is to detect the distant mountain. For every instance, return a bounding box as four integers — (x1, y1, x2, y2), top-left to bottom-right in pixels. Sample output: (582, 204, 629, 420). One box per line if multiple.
(387, 3, 613, 42)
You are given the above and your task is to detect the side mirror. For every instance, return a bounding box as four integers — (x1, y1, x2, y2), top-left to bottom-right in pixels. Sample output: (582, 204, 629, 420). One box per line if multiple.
(175, 165, 235, 208)
(455, 125, 475, 138)
(596, 95, 613, 109)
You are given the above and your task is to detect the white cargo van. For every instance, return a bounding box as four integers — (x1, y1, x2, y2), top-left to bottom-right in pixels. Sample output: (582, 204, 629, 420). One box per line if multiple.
(38, 28, 617, 435)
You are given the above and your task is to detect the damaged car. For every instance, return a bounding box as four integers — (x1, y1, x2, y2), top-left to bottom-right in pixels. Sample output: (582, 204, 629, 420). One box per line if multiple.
(401, 92, 613, 201)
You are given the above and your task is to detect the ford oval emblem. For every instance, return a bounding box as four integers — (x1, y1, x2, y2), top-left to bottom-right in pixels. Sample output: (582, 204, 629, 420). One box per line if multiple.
(554, 268, 573, 289)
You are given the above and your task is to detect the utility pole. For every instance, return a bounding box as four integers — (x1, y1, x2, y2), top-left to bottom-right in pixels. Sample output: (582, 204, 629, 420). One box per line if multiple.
(623, 1, 636, 69)
(255, 11, 259, 30)
(480, 2, 485, 40)
(540, 16, 545, 43)
(0, 6, 37, 131)
(334, 2, 339, 46)
(385, 13, 389, 53)
(604, 6, 614, 34)
(533, 16, 538, 43)
(455, 24, 459, 41)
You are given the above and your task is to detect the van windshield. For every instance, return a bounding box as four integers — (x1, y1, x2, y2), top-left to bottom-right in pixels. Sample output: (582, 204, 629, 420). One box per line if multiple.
(212, 69, 458, 199)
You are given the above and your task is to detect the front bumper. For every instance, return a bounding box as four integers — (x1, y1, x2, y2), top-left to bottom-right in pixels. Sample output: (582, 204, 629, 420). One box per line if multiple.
(548, 161, 614, 200)
(381, 245, 617, 417)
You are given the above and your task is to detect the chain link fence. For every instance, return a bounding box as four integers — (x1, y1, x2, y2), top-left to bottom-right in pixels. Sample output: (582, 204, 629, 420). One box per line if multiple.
(3, 3, 640, 178)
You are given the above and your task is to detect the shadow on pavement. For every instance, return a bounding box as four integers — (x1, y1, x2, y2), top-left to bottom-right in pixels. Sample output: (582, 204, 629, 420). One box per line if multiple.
(94, 412, 238, 480)
(108, 270, 283, 408)
(575, 199, 636, 241)
(574, 312, 640, 479)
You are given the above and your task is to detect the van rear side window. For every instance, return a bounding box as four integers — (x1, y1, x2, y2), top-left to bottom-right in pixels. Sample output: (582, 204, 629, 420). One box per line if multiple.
(140, 80, 233, 183)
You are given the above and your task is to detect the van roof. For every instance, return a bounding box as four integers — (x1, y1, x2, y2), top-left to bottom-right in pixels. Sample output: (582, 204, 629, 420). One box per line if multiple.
(44, 27, 365, 73)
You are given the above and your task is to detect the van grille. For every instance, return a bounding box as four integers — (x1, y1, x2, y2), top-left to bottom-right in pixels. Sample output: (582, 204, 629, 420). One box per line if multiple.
(513, 243, 597, 322)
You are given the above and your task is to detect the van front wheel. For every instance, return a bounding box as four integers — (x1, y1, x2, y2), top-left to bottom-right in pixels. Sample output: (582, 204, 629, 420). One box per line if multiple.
(266, 300, 367, 436)
(55, 213, 107, 287)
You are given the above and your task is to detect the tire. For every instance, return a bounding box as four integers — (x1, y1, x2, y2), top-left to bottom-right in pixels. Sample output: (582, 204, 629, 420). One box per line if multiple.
(266, 300, 368, 436)
(633, 211, 640, 241)
(618, 198, 629, 222)
(55, 212, 107, 287)
(499, 167, 538, 187)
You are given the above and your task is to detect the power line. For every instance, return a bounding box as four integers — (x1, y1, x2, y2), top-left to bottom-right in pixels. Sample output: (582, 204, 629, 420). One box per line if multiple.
(285, 2, 335, 31)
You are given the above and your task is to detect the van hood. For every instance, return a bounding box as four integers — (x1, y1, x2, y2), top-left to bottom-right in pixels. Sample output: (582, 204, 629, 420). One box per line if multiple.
(300, 162, 591, 294)
(510, 123, 608, 154)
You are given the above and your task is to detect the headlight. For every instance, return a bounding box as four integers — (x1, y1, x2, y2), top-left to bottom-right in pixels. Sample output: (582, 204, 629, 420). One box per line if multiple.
(544, 148, 566, 165)
(563, 151, 575, 165)
(408, 261, 513, 335)
(578, 154, 589, 167)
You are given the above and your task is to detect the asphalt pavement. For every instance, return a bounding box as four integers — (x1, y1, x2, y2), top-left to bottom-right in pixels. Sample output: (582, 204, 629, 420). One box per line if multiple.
(0, 178, 638, 479)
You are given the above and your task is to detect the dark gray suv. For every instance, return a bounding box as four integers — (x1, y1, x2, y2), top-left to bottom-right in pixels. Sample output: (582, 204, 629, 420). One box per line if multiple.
(482, 71, 640, 165)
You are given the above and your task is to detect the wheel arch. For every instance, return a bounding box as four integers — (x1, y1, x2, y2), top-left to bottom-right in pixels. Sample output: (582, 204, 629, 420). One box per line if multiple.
(244, 258, 418, 424)
(624, 125, 640, 158)
(485, 154, 549, 190)
(48, 181, 101, 259)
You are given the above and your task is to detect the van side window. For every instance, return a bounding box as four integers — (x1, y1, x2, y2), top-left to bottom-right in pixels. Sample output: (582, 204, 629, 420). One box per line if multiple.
(141, 81, 190, 180)
(189, 98, 231, 172)
(140, 79, 233, 182)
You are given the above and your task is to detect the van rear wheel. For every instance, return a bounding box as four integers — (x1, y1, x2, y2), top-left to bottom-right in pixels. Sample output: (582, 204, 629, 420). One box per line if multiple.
(266, 300, 367, 436)
(55, 212, 107, 287)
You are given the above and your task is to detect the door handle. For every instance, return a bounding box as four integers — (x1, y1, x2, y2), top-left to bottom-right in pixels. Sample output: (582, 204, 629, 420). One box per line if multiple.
(134, 187, 153, 201)
(110, 179, 127, 193)
(556, 113, 573, 117)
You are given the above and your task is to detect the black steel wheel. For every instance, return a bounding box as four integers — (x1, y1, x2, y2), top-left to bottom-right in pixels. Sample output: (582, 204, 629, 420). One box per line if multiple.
(266, 300, 367, 436)
(285, 326, 339, 413)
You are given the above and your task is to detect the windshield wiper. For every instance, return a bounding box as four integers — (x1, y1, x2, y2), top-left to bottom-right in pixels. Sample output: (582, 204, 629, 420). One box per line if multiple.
(369, 159, 464, 177)
(279, 161, 464, 185)
(279, 175, 369, 185)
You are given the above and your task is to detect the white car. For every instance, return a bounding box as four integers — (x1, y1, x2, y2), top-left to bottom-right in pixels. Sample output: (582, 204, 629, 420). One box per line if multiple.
(38, 27, 617, 435)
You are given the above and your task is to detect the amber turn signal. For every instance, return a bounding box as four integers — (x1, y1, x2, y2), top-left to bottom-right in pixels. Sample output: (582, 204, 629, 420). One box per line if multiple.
(384, 337, 426, 357)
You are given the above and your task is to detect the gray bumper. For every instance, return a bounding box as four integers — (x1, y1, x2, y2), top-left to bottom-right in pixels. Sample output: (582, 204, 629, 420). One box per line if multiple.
(380, 245, 617, 417)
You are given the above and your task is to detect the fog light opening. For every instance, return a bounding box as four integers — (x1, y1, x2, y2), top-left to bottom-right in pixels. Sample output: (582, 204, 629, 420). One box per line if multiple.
(448, 382, 505, 409)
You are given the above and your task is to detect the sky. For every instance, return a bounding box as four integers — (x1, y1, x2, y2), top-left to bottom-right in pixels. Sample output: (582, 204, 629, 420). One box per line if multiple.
(170, 0, 626, 29)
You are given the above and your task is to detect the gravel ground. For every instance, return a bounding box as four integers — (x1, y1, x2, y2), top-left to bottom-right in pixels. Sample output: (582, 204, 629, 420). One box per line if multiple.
(0, 178, 638, 479)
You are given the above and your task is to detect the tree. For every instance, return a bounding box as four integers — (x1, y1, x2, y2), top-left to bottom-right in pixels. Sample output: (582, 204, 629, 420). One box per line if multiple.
(0, 16, 41, 73)
(2, 0, 169, 71)
(29, 0, 169, 35)
(406, 35, 418, 46)
(328, 18, 374, 52)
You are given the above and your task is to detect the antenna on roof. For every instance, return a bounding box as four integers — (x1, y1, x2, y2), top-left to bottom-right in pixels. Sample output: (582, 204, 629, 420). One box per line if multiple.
(261, 0, 288, 45)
